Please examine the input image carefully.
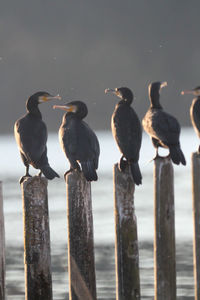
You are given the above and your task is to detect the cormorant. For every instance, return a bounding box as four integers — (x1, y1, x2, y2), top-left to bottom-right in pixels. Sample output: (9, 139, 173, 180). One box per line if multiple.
(181, 86, 200, 153)
(53, 101, 100, 181)
(142, 81, 186, 165)
(14, 91, 61, 183)
(105, 87, 142, 185)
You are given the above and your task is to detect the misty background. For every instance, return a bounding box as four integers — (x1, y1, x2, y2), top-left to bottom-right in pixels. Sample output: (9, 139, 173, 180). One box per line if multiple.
(1, 0, 200, 134)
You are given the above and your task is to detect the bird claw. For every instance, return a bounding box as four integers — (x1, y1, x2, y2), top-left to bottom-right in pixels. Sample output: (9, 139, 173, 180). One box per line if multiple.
(37, 171, 42, 177)
(147, 153, 171, 164)
(119, 157, 128, 171)
(19, 174, 32, 184)
(198, 145, 200, 154)
(64, 169, 72, 180)
(64, 166, 81, 181)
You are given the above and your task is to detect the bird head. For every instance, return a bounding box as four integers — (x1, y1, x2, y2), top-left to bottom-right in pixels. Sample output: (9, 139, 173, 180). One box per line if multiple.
(105, 87, 133, 104)
(26, 91, 61, 112)
(148, 81, 167, 96)
(53, 101, 88, 119)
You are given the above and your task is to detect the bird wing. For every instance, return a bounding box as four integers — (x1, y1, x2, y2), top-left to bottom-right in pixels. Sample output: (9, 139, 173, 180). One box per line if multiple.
(191, 99, 200, 137)
(145, 110, 180, 145)
(59, 119, 100, 169)
(112, 106, 142, 160)
(81, 121, 100, 169)
(14, 115, 47, 163)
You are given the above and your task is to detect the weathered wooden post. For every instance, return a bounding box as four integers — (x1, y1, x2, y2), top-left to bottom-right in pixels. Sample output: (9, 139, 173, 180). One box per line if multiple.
(66, 171, 97, 300)
(154, 157, 176, 300)
(21, 176, 52, 300)
(191, 152, 200, 300)
(0, 182, 5, 300)
(113, 163, 140, 300)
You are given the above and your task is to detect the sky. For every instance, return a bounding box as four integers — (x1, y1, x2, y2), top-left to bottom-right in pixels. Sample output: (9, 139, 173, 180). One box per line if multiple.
(1, 0, 200, 133)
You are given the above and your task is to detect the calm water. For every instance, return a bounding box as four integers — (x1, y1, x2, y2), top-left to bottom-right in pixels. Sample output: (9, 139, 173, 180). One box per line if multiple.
(0, 128, 198, 299)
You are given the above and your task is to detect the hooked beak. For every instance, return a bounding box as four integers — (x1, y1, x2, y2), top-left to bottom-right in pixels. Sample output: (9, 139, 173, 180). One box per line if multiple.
(40, 94, 62, 103)
(105, 88, 115, 94)
(181, 89, 194, 95)
(105, 88, 122, 98)
(45, 94, 62, 101)
(53, 104, 76, 112)
(160, 81, 167, 89)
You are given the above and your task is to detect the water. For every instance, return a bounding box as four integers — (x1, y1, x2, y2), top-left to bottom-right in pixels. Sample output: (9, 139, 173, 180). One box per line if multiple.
(0, 128, 197, 299)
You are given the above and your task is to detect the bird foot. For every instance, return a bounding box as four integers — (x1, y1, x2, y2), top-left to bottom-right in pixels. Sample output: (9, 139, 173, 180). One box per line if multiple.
(19, 174, 32, 184)
(147, 153, 163, 164)
(64, 167, 81, 181)
(37, 171, 42, 177)
(64, 169, 72, 181)
(198, 145, 200, 155)
(119, 157, 128, 172)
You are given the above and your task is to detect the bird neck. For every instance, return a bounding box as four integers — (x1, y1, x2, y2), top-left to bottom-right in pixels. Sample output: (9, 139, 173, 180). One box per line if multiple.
(149, 92, 162, 109)
(26, 100, 42, 118)
(63, 112, 79, 123)
(119, 99, 131, 106)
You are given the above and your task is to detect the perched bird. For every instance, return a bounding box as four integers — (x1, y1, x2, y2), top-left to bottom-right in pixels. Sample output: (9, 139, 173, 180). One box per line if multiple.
(142, 81, 186, 165)
(53, 101, 100, 181)
(181, 86, 200, 153)
(14, 91, 61, 183)
(105, 87, 142, 185)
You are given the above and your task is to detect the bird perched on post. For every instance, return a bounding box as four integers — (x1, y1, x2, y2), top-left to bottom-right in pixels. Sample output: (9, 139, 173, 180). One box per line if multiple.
(105, 87, 142, 185)
(53, 101, 100, 181)
(181, 86, 200, 153)
(14, 91, 61, 183)
(142, 81, 186, 165)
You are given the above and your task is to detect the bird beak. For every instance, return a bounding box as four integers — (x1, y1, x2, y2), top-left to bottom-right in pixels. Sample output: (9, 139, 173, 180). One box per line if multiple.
(181, 90, 194, 95)
(105, 88, 115, 94)
(45, 94, 62, 101)
(105, 88, 121, 98)
(40, 94, 62, 103)
(160, 81, 167, 89)
(53, 104, 76, 112)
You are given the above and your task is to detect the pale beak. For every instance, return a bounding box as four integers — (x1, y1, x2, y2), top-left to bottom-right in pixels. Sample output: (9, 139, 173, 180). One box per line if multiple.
(53, 104, 76, 112)
(105, 88, 115, 94)
(160, 81, 167, 89)
(46, 94, 62, 101)
(181, 90, 194, 95)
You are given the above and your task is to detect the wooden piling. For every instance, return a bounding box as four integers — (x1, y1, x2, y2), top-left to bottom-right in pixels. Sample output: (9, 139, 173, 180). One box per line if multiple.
(0, 182, 5, 300)
(66, 171, 97, 300)
(191, 152, 200, 300)
(113, 163, 140, 300)
(154, 157, 176, 300)
(21, 176, 52, 300)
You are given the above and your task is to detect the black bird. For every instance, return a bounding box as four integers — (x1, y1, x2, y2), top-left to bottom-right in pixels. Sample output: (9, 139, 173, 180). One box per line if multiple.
(105, 87, 142, 185)
(142, 81, 186, 165)
(181, 86, 200, 153)
(14, 91, 61, 183)
(53, 101, 100, 181)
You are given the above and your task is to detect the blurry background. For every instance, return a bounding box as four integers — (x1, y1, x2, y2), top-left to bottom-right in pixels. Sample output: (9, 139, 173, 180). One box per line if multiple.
(0, 1, 199, 299)
(0, 0, 199, 133)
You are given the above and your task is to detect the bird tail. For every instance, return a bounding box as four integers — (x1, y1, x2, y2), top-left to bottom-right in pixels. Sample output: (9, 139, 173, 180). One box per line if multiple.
(81, 161, 98, 182)
(169, 145, 186, 166)
(130, 162, 142, 185)
(40, 165, 60, 180)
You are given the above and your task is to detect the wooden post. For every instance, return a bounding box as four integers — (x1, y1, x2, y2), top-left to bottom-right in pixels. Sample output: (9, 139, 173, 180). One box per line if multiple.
(0, 182, 5, 300)
(66, 171, 97, 300)
(113, 163, 140, 300)
(154, 157, 176, 300)
(191, 152, 200, 300)
(21, 176, 52, 300)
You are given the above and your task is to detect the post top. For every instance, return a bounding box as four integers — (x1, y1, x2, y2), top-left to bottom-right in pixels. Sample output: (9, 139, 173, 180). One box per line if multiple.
(20, 176, 48, 189)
